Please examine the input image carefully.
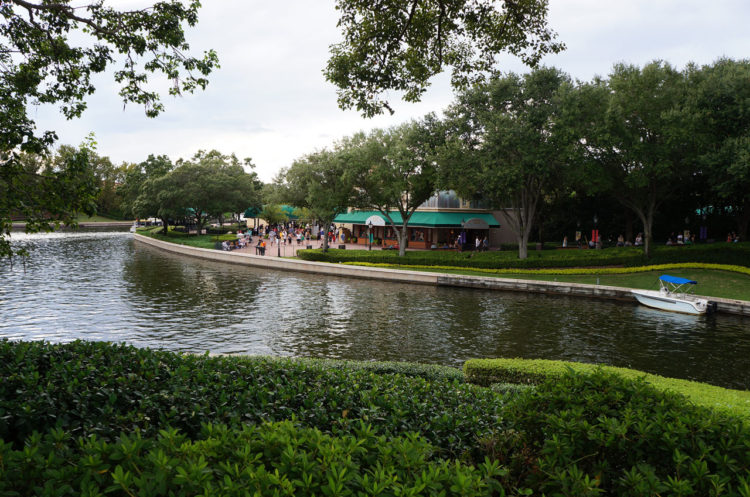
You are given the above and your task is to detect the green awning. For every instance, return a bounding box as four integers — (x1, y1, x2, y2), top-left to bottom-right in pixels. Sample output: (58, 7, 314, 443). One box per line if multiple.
(333, 210, 499, 228)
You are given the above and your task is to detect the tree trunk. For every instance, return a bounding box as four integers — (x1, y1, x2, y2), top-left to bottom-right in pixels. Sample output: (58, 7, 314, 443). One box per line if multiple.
(160, 217, 169, 234)
(398, 224, 408, 257)
(518, 234, 528, 259)
(321, 227, 329, 252)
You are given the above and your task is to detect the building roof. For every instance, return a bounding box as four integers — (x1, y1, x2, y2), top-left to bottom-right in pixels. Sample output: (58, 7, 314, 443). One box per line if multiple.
(333, 210, 500, 228)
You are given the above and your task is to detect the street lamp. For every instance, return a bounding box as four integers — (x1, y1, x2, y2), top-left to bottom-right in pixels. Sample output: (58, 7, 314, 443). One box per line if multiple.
(368, 220, 373, 251)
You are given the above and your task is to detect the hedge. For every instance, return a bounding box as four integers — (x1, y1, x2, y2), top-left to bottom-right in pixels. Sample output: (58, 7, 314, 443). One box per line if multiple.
(0, 421, 505, 497)
(497, 370, 750, 496)
(3, 341, 750, 496)
(463, 358, 750, 418)
(297, 243, 750, 270)
(0, 340, 500, 458)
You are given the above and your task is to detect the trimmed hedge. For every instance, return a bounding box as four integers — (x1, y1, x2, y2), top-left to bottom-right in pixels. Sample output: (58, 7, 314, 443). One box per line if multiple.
(284, 356, 464, 382)
(297, 243, 750, 270)
(0, 421, 505, 497)
(464, 358, 750, 418)
(496, 371, 750, 495)
(0, 340, 500, 458)
(3, 341, 750, 496)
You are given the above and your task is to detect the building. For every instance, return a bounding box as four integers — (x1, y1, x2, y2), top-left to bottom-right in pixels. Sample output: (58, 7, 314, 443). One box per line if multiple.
(333, 190, 514, 249)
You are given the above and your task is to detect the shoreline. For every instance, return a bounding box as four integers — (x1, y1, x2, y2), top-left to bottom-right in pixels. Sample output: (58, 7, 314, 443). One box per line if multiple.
(134, 233, 750, 316)
(12, 221, 133, 229)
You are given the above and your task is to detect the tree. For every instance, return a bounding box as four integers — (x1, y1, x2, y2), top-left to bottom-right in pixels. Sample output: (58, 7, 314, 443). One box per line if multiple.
(122, 154, 175, 221)
(1, 0, 217, 256)
(258, 204, 289, 227)
(279, 147, 355, 252)
(1, 138, 99, 256)
(153, 150, 259, 233)
(575, 62, 693, 257)
(442, 68, 573, 259)
(347, 118, 442, 257)
(690, 58, 750, 240)
(326, 0, 564, 117)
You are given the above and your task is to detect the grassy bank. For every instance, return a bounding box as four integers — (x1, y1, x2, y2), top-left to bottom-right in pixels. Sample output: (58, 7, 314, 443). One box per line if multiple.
(137, 225, 239, 249)
(298, 243, 750, 269)
(347, 263, 750, 301)
(2, 341, 750, 496)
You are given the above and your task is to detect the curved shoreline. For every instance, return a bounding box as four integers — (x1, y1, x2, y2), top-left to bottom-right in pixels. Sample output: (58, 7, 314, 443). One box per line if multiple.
(134, 233, 750, 316)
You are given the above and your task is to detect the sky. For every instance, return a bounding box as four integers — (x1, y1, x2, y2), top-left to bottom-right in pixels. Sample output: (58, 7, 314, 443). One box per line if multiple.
(34, 0, 750, 182)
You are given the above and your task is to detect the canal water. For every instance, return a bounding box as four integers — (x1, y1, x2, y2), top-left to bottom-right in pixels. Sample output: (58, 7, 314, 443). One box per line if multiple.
(1, 229, 749, 390)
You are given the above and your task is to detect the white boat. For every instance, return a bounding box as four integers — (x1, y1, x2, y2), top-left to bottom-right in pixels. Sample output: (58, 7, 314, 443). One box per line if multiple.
(632, 275, 714, 315)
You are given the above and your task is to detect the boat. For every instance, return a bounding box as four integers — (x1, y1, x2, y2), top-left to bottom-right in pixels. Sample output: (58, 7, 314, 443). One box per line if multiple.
(631, 275, 715, 315)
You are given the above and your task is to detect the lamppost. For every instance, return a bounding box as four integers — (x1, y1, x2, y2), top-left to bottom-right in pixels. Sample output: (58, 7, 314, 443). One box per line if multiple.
(368, 220, 372, 251)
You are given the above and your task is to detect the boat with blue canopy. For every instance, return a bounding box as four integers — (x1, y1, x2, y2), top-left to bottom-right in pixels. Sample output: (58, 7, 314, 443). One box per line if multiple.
(631, 274, 714, 315)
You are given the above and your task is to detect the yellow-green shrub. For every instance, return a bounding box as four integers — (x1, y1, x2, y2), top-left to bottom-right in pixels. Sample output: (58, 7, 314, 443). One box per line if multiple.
(463, 358, 750, 418)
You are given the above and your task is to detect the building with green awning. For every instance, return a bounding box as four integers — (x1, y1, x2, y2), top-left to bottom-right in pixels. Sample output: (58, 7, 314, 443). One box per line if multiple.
(333, 209, 502, 249)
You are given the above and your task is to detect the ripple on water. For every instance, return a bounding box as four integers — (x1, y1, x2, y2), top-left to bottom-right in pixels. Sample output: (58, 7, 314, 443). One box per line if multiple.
(1, 229, 750, 389)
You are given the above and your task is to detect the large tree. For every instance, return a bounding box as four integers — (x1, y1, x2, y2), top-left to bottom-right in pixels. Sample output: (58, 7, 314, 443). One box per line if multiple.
(279, 147, 355, 252)
(326, 0, 564, 117)
(442, 67, 573, 259)
(346, 117, 442, 256)
(1, 0, 217, 256)
(122, 154, 175, 221)
(575, 62, 693, 257)
(689, 58, 750, 240)
(153, 150, 259, 233)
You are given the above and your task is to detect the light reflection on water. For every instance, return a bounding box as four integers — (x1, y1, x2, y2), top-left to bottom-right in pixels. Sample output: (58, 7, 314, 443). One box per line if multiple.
(1, 229, 749, 389)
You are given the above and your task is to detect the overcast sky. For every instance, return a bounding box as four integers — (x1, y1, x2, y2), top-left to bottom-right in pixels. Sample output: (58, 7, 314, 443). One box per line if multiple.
(35, 0, 750, 182)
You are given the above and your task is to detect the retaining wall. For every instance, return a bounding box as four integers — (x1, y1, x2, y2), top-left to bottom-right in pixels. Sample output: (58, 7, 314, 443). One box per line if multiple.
(134, 234, 750, 316)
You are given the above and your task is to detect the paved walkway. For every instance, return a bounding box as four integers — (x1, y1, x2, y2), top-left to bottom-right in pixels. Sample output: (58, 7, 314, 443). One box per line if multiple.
(233, 239, 430, 257)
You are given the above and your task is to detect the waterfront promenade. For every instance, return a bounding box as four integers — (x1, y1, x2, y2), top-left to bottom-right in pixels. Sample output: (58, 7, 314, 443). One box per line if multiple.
(135, 233, 750, 316)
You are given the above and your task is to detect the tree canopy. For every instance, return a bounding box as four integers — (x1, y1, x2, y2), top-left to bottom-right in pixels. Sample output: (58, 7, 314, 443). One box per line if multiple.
(326, 0, 564, 117)
(1, 0, 217, 257)
(443, 67, 572, 259)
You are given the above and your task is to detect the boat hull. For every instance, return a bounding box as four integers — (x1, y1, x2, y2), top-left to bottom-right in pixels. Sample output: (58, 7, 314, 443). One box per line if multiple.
(632, 289, 708, 315)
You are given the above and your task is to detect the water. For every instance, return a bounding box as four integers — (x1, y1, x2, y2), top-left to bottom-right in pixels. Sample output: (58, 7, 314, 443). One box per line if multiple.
(1, 229, 749, 390)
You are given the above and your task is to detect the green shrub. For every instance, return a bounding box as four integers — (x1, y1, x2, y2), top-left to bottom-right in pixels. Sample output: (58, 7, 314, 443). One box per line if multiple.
(288, 356, 464, 382)
(464, 358, 750, 417)
(0, 421, 506, 497)
(0, 341, 501, 458)
(489, 370, 750, 496)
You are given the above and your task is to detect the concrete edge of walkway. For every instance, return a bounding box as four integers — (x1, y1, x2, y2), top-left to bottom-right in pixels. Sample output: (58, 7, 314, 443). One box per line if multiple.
(133, 233, 750, 316)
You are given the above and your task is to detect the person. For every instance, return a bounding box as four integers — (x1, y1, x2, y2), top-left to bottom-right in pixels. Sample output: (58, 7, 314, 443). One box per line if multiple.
(635, 233, 643, 246)
(475, 236, 481, 251)
(677, 233, 684, 245)
(482, 236, 489, 251)
(562, 235, 568, 248)
(221, 240, 229, 251)
(616, 234, 624, 247)
(727, 233, 733, 243)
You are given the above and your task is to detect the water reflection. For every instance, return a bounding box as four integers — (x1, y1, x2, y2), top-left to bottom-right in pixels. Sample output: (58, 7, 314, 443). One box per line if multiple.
(1, 229, 749, 389)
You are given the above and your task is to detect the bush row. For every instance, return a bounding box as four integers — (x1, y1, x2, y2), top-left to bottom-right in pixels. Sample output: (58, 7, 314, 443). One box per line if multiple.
(464, 358, 750, 418)
(297, 243, 750, 269)
(0, 421, 505, 497)
(0, 340, 500, 459)
(3, 341, 750, 495)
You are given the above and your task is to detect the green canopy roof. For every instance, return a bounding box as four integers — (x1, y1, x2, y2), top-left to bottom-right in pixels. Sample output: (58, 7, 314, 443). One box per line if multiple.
(333, 210, 499, 228)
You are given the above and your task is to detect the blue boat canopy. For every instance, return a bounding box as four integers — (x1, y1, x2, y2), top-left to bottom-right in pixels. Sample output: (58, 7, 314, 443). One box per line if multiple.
(659, 274, 697, 285)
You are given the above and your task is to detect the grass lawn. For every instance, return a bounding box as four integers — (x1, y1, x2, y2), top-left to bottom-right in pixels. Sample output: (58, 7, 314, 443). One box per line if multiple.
(75, 214, 133, 222)
(138, 226, 239, 249)
(368, 265, 750, 301)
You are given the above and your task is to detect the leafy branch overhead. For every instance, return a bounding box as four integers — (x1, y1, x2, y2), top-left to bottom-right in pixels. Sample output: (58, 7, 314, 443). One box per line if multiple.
(0, 0, 219, 153)
(326, 0, 564, 117)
